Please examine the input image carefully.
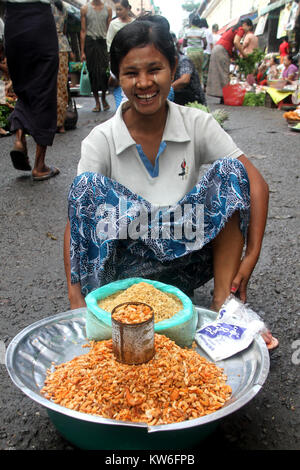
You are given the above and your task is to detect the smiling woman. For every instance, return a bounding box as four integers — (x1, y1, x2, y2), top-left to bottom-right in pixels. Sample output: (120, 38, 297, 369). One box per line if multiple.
(64, 16, 277, 349)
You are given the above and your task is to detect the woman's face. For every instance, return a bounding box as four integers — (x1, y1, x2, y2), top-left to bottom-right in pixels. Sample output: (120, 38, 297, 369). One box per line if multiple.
(116, 3, 129, 20)
(242, 22, 252, 33)
(283, 56, 291, 67)
(119, 44, 176, 117)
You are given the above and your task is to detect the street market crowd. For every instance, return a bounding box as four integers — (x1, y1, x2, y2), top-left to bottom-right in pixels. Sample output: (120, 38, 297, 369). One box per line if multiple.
(2, 0, 300, 353)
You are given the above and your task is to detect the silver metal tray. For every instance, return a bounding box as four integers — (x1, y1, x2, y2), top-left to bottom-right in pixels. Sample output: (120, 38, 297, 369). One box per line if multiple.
(5, 307, 270, 433)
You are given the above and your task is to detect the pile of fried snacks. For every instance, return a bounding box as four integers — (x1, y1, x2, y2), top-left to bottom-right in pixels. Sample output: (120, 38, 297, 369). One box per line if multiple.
(112, 303, 153, 324)
(41, 334, 232, 425)
(283, 111, 300, 121)
(97, 282, 183, 323)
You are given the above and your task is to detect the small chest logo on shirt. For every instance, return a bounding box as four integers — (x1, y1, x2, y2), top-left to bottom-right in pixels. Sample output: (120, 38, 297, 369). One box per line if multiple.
(178, 159, 188, 180)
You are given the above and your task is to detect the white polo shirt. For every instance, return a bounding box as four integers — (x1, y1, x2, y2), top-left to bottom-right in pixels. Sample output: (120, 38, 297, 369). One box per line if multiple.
(78, 101, 243, 206)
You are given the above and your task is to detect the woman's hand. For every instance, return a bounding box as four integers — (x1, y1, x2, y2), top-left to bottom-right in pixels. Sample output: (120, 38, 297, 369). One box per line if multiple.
(230, 253, 258, 303)
(81, 52, 86, 62)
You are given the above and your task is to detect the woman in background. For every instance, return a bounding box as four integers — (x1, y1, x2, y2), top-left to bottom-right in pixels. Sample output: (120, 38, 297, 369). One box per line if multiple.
(282, 54, 298, 83)
(206, 19, 252, 103)
(5, 0, 59, 180)
(106, 0, 134, 53)
(52, 0, 71, 134)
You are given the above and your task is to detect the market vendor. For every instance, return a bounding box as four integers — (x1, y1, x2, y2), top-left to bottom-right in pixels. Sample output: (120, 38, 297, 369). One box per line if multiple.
(64, 16, 278, 349)
(282, 54, 299, 83)
(266, 56, 279, 80)
(206, 18, 253, 103)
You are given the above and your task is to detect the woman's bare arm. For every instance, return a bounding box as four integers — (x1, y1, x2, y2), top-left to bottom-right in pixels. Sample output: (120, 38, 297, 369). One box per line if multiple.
(231, 154, 269, 301)
(80, 6, 87, 62)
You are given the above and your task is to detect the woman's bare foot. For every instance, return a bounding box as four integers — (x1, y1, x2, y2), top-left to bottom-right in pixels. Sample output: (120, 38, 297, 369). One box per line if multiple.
(101, 97, 110, 111)
(261, 330, 279, 350)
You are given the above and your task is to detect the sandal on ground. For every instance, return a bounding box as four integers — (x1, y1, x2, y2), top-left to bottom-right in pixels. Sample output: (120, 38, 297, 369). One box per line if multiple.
(92, 107, 101, 113)
(10, 149, 31, 171)
(102, 102, 110, 111)
(32, 166, 60, 181)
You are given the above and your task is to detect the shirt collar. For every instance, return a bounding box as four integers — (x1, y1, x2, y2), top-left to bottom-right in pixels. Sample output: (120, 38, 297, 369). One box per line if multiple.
(112, 100, 191, 155)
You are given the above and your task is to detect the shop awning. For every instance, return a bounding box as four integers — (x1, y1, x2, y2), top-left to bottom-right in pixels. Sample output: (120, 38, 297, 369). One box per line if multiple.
(217, 12, 258, 35)
(260, 0, 291, 16)
(218, 17, 239, 35)
(255, 13, 269, 35)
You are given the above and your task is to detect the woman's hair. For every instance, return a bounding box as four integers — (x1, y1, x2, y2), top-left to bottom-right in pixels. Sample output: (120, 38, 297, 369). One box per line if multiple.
(230, 18, 253, 32)
(110, 17, 176, 78)
(191, 15, 202, 28)
(286, 53, 297, 64)
(54, 0, 63, 12)
(115, 0, 131, 8)
(138, 13, 170, 32)
(199, 18, 208, 28)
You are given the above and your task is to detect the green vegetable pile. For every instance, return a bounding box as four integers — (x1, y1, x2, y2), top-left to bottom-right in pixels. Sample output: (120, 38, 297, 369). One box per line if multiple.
(235, 48, 265, 77)
(185, 101, 229, 127)
(0, 104, 12, 129)
(243, 92, 266, 107)
(69, 62, 83, 73)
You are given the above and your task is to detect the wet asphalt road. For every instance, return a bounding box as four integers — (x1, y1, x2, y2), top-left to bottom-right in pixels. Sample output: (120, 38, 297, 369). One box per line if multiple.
(0, 94, 299, 451)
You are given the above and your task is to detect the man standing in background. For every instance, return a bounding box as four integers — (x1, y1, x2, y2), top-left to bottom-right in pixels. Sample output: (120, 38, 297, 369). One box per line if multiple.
(212, 23, 221, 46)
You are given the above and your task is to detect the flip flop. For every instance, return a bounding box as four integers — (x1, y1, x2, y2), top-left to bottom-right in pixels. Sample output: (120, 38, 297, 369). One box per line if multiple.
(10, 149, 32, 171)
(92, 107, 101, 113)
(32, 166, 60, 181)
(102, 103, 110, 111)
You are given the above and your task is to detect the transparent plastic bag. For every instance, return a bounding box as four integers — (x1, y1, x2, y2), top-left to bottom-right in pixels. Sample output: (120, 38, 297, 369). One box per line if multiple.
(85, 278, 198, 347)
(195, 294, 267, 361)
(0, 80, 5, 104)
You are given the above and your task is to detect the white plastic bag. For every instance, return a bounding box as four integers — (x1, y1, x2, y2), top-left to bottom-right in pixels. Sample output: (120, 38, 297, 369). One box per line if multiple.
(0, 80, 5, 104)
(195, 295, 266, 361)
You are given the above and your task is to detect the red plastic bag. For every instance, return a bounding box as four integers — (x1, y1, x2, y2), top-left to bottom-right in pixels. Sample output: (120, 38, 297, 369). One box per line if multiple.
(223, 84, 246, 106)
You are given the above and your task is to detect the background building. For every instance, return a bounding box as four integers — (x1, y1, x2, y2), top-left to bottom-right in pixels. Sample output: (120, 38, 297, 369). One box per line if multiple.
(198, 0, 298, 53)
(129, 0, 156, 17)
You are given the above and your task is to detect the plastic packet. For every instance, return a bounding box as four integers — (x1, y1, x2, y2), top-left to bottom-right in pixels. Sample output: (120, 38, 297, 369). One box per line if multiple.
(0, 80, 5, 104)
(195, 294, 267, 361)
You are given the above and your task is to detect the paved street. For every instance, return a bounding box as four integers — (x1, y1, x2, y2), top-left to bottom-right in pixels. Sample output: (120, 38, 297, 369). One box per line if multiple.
(0, 93, 299, 450)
